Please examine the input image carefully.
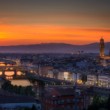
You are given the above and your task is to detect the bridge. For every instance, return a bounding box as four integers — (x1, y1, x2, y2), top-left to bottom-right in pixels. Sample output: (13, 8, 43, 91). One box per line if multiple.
(0, 65, 73, 99)
(0, 64, 72, 85)
(25, 71, 73, 99)
(0, 59, 74, 99)
(0, 64, 28, 80)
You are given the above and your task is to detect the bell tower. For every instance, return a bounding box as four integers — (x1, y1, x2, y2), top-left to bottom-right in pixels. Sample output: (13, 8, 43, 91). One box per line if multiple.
(100, 37, 105, 57)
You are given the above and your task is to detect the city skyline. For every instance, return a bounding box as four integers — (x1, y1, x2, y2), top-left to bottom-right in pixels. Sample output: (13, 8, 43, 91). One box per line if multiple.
(0, 0, 110, 46)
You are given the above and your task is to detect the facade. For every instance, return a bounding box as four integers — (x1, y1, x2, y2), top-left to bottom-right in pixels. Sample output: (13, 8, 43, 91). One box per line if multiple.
(72, 73, 81, 82)
(47, 70, 54, 78)
(86, 74, 110, 88)
(38, 66, 53, 76)
(43, 87, 89, 110)
(57, 72, 71, 80)
(86, 74, 97, 85)
(98, 74, 110, 88)
(57, 71, 81, 82)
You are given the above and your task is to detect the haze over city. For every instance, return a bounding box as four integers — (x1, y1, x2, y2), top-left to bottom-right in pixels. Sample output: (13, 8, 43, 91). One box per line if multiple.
(0, 0, 110, 46)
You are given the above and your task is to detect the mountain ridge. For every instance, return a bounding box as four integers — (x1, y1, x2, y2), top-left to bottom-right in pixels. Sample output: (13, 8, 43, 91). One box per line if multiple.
(0, 42, 110, 53)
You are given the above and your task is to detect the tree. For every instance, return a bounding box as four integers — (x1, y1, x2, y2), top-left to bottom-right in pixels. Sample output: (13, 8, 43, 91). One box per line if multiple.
(92, 95, 101, 105)
(87, 95, 108, 110)
(31, 105, 37, 110)
(107, 94, 110, 110)
(81, 74, 87, 84)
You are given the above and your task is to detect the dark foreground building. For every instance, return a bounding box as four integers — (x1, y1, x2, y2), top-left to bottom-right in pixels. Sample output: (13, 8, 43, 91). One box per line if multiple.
(0, 93, 42, 110)
(43, 86, 90, 110)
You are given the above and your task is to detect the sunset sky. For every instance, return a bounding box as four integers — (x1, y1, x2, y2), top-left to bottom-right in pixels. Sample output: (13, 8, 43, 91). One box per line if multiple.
(0, 0, 110, 46)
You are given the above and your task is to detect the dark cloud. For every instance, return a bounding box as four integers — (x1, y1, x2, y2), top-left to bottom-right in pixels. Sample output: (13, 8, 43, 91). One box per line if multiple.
(0, 0, 110, 28)
(0, 0, 110, 14)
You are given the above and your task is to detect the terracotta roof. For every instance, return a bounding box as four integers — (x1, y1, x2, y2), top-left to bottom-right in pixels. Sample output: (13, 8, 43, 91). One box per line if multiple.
(44, 87, 77, 98)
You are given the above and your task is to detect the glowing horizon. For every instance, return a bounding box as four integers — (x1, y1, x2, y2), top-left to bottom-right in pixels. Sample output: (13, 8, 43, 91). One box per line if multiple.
(0, 24, 110, 46)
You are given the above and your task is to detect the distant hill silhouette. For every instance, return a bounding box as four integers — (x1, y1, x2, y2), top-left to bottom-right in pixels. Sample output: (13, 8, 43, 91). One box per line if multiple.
(0, 42, 110, 53)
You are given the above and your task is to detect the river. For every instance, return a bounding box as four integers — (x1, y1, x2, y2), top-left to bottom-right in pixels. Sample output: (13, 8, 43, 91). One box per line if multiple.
(11, 79, 32, 86)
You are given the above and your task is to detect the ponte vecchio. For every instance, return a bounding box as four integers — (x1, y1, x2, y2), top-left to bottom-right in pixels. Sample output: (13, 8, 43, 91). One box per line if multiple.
(0, 59, 25, 79)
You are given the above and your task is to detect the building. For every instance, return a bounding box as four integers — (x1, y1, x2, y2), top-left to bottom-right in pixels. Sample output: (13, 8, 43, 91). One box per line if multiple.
(86, 74, 97, 86)
(57, 71, 81, 82)
(72, 73, 81, 81)
(86, 74, 110, 88)
(98, 74, 110, 88)
(57, 71, 71, 80)
(0, 95, 42, 110)
(47, 70, 54, 78)
(38, 66, 53, 76)
(43, 87, 89, 110)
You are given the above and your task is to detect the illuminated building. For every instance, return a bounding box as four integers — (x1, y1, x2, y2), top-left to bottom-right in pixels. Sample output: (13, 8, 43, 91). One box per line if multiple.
(57, 72, 70, 80)
(86, 74, 110, 88)
(86, 74, 97, 86)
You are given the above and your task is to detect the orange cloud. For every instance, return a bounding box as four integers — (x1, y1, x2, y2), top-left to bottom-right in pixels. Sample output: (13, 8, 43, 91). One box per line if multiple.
(0, 24, 110, 46)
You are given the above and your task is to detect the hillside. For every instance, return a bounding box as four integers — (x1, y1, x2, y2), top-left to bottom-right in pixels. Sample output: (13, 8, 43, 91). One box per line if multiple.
(0, 42, 110, 53)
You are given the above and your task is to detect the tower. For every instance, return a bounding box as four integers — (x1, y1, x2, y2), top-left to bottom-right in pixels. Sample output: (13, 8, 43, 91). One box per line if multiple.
(100, 37, 105, 57)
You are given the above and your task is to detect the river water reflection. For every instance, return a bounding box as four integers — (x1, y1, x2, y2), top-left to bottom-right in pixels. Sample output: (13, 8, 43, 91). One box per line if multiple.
(0, 71, 32, 86)
(11, 80, 32, 87)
